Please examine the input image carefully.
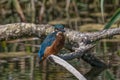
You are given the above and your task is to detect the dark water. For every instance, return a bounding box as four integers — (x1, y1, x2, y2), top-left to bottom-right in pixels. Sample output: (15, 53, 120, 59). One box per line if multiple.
(0, 57, 78, 80)
(0, 55, 120, 80)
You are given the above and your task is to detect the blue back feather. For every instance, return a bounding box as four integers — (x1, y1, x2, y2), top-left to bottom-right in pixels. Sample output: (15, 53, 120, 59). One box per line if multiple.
(38, 31, 57, 60)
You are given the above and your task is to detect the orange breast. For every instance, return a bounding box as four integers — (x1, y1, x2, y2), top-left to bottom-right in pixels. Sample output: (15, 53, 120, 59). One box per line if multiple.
(44, 46, 56, 58)
(43, 32, 65, 59)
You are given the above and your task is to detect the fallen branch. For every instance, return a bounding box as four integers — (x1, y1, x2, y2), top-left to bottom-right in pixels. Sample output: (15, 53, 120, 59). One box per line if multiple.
(48, 55, 87, 80)
(0, 23, 120, 44)
(0, 23, 119, 67)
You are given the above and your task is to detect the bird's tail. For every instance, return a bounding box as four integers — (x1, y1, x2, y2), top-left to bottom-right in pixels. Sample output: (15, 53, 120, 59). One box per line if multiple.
(39, 57, 46, 64)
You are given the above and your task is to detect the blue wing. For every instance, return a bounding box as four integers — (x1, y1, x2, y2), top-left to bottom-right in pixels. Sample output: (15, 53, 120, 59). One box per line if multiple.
(38, 32, 57, 60)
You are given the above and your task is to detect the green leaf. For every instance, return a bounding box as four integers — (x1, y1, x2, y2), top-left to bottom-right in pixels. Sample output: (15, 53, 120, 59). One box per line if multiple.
(105, 70, 116, 80)
(100, 0, 104, 23)
(104, 8, 120, 29)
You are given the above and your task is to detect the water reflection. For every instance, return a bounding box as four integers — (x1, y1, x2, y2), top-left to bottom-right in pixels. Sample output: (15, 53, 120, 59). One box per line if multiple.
(0, 55, 120, 80)
(0, 57, 77, 80)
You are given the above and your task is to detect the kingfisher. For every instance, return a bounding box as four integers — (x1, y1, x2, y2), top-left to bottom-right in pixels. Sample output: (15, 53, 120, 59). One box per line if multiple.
(38, 24, 65, 62)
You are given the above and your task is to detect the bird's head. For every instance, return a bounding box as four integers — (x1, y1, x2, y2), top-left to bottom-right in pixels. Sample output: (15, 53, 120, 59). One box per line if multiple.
(54, 24, 65, 33)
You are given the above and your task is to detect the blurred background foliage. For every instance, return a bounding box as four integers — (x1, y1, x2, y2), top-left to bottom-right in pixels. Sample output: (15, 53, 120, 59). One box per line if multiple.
(0, 0, 120, 80)
(0, 0, 120, 31)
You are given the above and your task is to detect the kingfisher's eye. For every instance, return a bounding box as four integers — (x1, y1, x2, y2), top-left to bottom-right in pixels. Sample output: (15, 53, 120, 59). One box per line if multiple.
(54, 29, 58, 31)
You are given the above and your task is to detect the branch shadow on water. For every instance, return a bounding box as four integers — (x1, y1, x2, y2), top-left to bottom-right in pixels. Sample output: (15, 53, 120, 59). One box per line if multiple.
(81, 53, 109, 80)
(85, 67, 106, 80)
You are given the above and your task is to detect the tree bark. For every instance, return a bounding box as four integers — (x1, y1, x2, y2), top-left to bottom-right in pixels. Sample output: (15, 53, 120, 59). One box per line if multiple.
(0, 23, 119, 67)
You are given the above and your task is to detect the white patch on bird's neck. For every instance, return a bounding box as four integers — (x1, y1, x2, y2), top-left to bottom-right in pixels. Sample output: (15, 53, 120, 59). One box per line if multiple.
(56, 32, 62, 36)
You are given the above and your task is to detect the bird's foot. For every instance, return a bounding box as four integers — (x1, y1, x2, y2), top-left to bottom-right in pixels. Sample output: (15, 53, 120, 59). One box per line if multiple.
(47, 56, 58, 65)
